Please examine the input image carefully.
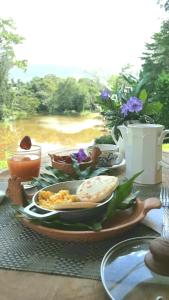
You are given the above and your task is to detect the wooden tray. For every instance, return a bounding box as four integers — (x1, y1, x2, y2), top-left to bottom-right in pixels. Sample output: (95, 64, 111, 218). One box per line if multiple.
(20, 197, 160, 242)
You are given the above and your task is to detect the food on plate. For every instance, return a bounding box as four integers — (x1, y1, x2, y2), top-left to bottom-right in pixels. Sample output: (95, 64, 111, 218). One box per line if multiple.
(76, 175, 119, 203)
(37, 175, 119, 210)
(37, 189, 100, 210)
(20, 135, 32, 150)
(48, 147, 101, 176)
(38, 190, 78, 210)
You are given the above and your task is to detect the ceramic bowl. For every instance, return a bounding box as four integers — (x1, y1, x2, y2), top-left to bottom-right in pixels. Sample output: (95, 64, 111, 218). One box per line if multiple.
(87, 144, 123, 167)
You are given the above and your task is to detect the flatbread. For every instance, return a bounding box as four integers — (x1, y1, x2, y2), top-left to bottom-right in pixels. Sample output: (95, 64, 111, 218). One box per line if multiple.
(76, 175, 119, 203)
(52, 202, 98, 210)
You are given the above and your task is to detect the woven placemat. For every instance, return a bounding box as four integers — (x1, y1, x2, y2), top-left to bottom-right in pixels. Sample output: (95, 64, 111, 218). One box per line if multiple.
(0, 198, 158, 280)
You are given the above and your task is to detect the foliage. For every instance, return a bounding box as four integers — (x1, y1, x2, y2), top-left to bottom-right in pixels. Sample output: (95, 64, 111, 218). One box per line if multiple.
(96, 74, 162, 135)
(0, 18, 102, 120)
(142, 20, 169, 78)
(28, 75, 63, 113)
(94, 134, 115, 145)
(141, 19, 169, 128)
(31, 162, 109, 190)
(8, 76, 101, 119)
(158, 0, 169, 11)
(16, 171, 141, 231)
(0, 18, 27, 120)
(51, 78, 85, 113)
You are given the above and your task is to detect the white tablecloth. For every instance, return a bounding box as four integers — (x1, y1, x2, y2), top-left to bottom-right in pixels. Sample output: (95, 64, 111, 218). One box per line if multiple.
(142, 207, 163, 234)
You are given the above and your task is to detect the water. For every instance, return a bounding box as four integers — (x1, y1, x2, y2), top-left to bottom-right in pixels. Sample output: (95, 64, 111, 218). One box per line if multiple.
(0, 114, 105, 156)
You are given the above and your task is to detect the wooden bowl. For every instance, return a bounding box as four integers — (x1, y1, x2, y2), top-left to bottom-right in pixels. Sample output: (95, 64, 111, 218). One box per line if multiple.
(49, 154, 94, 176)
(49, 147, 101, 176)
(20, 197, 160, 242)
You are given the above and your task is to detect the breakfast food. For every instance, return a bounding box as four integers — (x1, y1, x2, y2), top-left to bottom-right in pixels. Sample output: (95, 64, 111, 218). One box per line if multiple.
(76, 175, 119, 203)
(37, 175, 119, 210)
(38, 190, 78, 210)
(49, 147, 101, 176)
(37, 189, 98, 210)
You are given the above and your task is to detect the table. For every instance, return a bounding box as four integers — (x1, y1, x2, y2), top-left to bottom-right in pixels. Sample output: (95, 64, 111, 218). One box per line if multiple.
(0, 179, 110, 300)
(0, 152, 168, 300)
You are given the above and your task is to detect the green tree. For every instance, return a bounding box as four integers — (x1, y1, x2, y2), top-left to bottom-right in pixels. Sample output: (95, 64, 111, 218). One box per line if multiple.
(51, 77, 86, 114)
(141, 18, 169, 127)
(0, 18, 27, 120)
(28, 75, 62, 113)
(78, 78, 99, 111)
(158, 0, 169, 11)
(11, 81, 40, 118)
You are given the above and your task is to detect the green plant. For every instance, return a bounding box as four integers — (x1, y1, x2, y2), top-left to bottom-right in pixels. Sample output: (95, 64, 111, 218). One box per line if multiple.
(31, 160, 109, 190)
(96, 74, 162, 134)
(94, 134, 115, 145)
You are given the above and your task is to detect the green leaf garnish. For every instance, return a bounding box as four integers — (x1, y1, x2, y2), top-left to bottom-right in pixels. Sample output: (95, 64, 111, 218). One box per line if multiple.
(101, 170, 143, 222)
(14, 171, 143, 232)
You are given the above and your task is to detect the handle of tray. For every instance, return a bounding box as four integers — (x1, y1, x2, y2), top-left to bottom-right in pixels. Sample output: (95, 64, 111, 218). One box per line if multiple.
(23, 202, 58, 219)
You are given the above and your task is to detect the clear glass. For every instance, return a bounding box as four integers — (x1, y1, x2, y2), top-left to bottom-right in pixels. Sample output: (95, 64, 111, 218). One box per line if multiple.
(7, 145, 41, 189)
(101, 237, 169, 300)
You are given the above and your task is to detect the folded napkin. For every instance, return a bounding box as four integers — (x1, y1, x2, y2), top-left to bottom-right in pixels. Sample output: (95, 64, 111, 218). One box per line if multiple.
(141, 207, 163, 234)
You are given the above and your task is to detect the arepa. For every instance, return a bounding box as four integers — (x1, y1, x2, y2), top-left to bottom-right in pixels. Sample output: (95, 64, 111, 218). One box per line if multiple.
(76, 175, 119, 203)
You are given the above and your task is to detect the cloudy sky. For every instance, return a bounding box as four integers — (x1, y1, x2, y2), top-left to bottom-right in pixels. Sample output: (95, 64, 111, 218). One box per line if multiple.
(1, 0, 166, 74)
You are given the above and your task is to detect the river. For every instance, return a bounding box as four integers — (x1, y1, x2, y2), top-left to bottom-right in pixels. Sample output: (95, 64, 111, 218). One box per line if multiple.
(0, 114, 106, 155)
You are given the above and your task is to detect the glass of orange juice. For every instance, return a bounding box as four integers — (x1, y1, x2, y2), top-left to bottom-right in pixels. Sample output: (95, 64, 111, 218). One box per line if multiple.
(7, 145, 41, 188)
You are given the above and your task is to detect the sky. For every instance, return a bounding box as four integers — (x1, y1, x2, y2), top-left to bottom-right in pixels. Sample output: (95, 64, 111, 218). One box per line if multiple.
(1, 0, 167, 76)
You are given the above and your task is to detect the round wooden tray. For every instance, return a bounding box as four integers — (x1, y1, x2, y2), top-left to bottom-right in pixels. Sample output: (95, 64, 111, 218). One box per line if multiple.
(21, 197, 160, 242)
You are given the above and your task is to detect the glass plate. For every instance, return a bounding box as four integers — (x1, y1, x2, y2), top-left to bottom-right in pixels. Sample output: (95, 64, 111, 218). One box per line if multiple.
(101, 236, 169, 300)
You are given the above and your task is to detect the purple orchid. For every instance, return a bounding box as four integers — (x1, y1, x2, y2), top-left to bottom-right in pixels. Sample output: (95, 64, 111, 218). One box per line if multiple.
(73, 148, 88, 163)
(100, 88, 111, 100)
(127, 97, 143, 113)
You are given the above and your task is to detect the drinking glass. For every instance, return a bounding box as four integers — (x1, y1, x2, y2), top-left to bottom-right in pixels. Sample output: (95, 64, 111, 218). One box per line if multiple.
(7, 145, 41, 189)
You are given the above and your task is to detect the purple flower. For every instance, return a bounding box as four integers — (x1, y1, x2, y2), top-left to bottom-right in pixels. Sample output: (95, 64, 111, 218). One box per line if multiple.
(100, 88, 111, 100)
(127, 97, 143, 113)
(121, 103, 129, 117)
(72, 148, 88, 163)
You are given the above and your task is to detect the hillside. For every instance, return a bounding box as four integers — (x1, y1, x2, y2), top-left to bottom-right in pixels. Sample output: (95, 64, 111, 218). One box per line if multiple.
(10, 64, 91, 82)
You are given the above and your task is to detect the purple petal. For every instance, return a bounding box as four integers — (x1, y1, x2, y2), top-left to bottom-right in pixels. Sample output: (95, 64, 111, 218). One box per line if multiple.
(127, 97, 143, 113)
(100, 88, 111, 100)
(121, 103, 129, 117)
(73, 149, 88, 163)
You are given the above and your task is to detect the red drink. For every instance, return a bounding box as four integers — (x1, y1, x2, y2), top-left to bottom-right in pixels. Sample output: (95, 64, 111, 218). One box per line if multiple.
(7, 145, 41, 182)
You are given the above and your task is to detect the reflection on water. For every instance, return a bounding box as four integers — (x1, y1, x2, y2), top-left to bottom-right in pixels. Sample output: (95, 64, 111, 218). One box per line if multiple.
(0, 114, 105, 154)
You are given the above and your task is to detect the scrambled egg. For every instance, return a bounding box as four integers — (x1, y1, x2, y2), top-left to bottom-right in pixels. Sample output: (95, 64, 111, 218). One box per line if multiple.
(38, 190, 78, 210)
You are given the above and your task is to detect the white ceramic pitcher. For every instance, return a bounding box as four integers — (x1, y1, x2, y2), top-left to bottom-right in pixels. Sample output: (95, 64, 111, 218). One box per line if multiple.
(117, 124, 169, 184)
(111, 125, 127, 156)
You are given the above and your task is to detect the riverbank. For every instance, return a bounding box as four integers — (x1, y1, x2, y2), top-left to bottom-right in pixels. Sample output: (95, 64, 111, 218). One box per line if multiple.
(0, 114, 107, 171)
